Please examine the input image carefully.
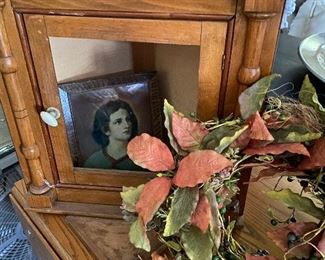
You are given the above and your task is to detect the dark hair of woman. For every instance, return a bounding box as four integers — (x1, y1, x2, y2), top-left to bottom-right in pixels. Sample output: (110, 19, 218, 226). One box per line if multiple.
(92, 100, 138, 147)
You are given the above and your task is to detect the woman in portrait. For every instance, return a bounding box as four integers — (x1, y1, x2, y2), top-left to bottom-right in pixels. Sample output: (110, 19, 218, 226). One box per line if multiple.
(84, 99, 143, 170)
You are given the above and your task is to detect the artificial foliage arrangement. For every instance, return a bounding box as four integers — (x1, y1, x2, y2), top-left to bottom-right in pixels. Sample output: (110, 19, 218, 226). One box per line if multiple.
(120, 74, 325, 260)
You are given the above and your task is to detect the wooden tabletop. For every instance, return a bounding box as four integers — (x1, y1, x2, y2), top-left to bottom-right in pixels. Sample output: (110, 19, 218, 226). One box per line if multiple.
(235, 171, 317, 258)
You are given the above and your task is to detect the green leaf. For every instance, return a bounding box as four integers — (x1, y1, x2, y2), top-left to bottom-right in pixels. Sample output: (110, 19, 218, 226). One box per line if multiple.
(181, 226, 213, 260)
(202, 124, 248, 153)
(206, 189, 222, 250)
(129, 218, 150, 252)
(266, 189, 325, 220)
(163, 187, 199, 237)
(158, 236, 182, 252)
(299, 75, 325, 123)
(226, 221, 237, 253)
(163, 99, 187, 156)
(120, 185, 144, 212)
(238, 74, 281, 119)
(226, 220, 236, 235)
(270, 125, 322, 143)
(165, 240, 182, 252)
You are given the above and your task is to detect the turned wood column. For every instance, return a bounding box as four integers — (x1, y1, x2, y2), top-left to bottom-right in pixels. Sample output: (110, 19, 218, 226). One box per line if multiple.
(238, 12, 276, 87)
(236, 0, 283, 108)
(0, 1, 50, 195)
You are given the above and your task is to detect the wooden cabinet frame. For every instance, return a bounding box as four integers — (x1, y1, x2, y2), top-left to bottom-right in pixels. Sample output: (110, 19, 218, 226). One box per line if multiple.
(0, 0, 286, 258)
(0, 0, 284, 209)
(23, 14, 227, 193)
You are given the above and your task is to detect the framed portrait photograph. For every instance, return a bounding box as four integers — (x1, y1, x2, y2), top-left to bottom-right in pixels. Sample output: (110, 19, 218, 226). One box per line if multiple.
(58, 71, 162, 171)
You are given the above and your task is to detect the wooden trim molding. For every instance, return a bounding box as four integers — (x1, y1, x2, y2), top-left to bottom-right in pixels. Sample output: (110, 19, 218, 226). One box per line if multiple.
(45, 16, 202, 46)
(11, 0, 237, 16)
(0, 2, 49, 194)
(197, 21, 227, 120)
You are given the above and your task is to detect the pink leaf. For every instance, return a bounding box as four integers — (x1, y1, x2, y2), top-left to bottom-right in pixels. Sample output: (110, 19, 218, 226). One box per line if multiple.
(247, 112, 274, 145)
(136, 177, 172, 225)
(267, 222, 317, 257)
(245, 254, 278, 260)
(127, 133, 175, 171)
(173, 150, 233, 188)
(244, 143, 310, 157)
(190, 194, 211, 233)
(299, 137, 325, 170)
(172, 112, 209, 151)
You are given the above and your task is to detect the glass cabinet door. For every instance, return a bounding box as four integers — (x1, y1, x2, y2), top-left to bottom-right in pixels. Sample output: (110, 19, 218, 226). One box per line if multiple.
(23, 14, 228, 187)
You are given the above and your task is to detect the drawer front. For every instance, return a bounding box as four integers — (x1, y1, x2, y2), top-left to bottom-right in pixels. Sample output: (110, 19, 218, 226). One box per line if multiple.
(9, 195, 60, 260)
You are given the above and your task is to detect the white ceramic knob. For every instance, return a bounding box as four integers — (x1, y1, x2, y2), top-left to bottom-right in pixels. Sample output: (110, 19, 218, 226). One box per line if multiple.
(40, 107, 60, 127)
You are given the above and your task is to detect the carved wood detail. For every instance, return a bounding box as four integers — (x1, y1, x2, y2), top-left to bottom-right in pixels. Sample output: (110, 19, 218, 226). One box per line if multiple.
(235, 0, 283, 113)
(237, 12, 276, 87)
(0, 7, 49, 195)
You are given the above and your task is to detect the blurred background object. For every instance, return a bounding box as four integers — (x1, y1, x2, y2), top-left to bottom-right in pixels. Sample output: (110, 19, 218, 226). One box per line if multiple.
(299, 32, 325, 82)
(289, 0, 325, 38)
(273, 0, 325, 102)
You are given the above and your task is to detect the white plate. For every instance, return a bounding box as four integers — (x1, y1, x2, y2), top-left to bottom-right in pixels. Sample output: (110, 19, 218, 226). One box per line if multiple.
(299, 32, 325, 83)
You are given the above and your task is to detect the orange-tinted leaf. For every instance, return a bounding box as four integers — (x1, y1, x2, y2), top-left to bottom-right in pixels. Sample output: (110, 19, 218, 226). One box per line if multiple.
(172, 112, 209, 151)
(249, 167, 306, 182)
(245, 254, 278, 260)
(244, 143, 310, 157)
(267, 222, 317, 257)
(247, 112, 274, 144)
(127, 133, 175, 171)
(190, 194, 211, 233)
(151, 251, 168, 260)
(136, 177, 172, 225)
(173, 150, 233, 188)
(299, 137, 325, 170)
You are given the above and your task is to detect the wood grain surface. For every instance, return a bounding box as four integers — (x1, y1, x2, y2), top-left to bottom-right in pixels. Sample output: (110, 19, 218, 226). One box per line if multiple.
(235, 172, 317, 258)
(197, 21, 227, 120)
(66, 216, 153, 260)
(12, 0, 236, 16)
(0, 3, 50, 194)
(45, 16, 202, 45)
(0, 0, 54, 187)
(24, 14, 76, 184)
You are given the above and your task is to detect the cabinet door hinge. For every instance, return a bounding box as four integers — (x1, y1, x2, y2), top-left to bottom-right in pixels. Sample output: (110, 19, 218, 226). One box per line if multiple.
(221, 54, 226, 70)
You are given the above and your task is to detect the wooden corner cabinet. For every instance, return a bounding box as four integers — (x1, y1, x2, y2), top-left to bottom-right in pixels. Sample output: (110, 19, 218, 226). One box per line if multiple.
(0, 0, 284, 259)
